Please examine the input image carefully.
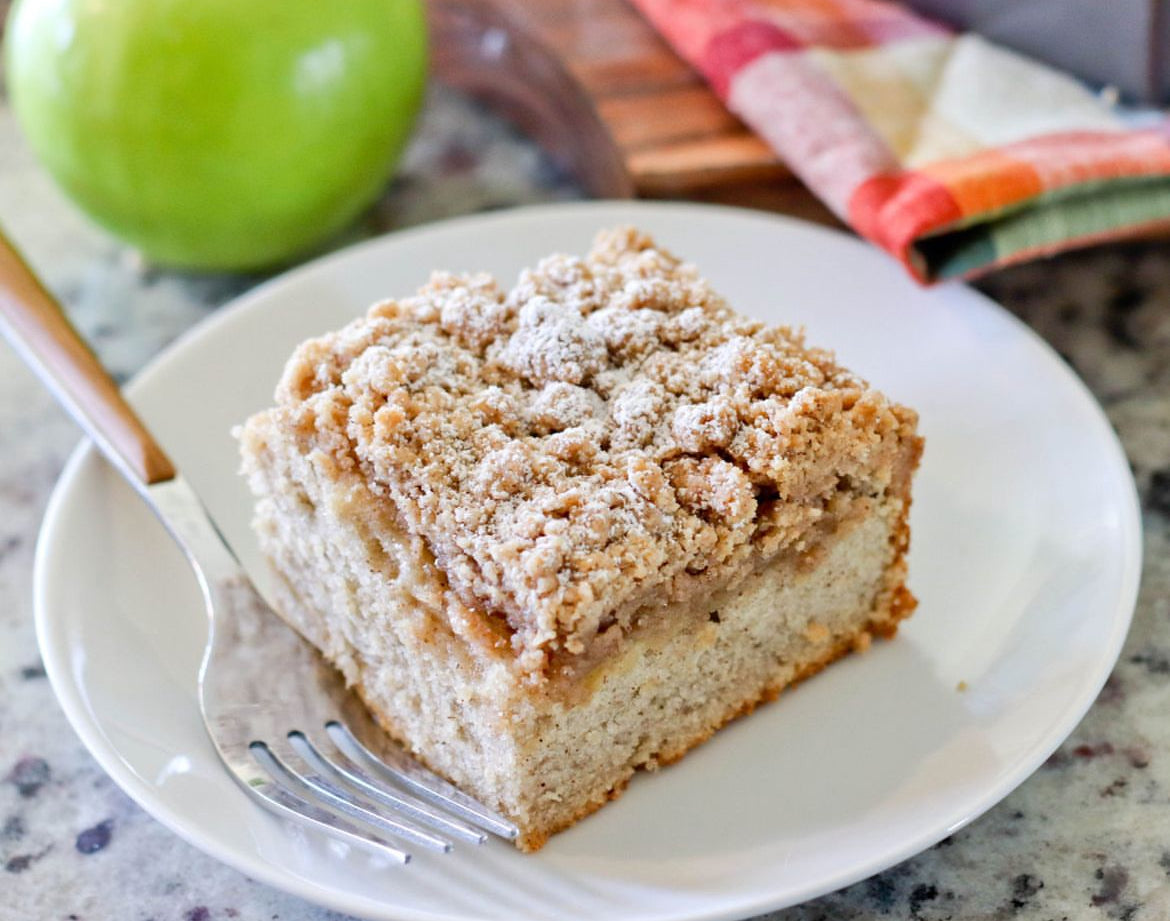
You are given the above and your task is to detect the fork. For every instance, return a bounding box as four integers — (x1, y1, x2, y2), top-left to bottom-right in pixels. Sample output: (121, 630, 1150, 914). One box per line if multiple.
(0, 232, 519, 863)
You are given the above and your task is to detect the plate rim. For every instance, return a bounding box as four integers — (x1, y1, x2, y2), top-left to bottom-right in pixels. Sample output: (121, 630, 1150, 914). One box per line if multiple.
(32, 200, 1144, 921)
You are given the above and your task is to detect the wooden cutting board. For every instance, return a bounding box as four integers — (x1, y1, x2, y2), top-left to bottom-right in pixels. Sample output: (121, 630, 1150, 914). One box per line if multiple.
(429, 0, 839, 225)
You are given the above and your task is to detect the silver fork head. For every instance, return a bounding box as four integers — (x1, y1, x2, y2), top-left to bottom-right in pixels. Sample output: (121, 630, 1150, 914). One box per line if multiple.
(148, 477, 519, 863)
(0, 231, 518, 863)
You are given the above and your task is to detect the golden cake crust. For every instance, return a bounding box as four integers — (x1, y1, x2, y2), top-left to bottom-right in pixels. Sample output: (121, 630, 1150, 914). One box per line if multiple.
(268, 228, 920, 676)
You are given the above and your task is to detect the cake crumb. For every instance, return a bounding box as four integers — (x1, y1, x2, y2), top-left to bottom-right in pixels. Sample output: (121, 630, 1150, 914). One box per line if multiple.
(804, 622, 831, 644)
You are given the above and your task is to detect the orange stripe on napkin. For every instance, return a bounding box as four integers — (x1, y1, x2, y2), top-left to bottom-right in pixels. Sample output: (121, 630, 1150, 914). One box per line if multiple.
(922, 151, 1043, 219)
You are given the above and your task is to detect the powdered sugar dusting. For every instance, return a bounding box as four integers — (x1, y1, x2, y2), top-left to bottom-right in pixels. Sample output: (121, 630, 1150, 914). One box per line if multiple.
(497, 296, 608, 386)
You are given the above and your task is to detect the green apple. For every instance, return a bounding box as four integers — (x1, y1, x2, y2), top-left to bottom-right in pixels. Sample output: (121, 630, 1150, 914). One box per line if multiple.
(5, 0, 427, 270)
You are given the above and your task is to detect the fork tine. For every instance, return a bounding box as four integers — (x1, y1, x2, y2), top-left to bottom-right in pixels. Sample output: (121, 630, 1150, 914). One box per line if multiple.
(288, 731, 487, 845)
(266, 790, 412, 864)
(325, 721, 520, 841)
(246, 769, 411, 864)
(250, 741, 452, 854)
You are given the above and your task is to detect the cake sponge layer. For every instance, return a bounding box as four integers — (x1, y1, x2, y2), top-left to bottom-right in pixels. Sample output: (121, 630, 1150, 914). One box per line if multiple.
(241, 416, 913, 850)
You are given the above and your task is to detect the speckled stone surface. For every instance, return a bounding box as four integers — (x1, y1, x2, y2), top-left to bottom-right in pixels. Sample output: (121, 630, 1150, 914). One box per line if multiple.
(3, 79, 1170, 921)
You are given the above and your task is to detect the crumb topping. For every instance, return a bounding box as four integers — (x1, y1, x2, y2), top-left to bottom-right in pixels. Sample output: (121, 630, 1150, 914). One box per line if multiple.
(269, 228, 919, 675)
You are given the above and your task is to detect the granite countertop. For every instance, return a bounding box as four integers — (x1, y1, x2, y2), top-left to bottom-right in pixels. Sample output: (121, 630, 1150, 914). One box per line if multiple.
(3, 80, 1170, 921)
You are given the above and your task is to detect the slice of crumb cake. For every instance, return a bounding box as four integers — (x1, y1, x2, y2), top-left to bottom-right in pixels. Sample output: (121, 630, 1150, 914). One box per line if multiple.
(237, 227, 922, 851)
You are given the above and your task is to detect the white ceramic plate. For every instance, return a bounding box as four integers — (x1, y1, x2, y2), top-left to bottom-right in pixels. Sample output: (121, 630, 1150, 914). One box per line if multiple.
(35, 202, 1140, 921)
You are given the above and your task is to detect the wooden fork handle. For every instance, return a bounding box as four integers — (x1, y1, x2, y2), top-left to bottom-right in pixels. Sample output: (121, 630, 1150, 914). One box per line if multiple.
(0, 230, 176, 486)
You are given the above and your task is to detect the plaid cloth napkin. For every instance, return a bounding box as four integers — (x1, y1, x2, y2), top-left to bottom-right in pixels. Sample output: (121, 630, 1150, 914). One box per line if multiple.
(631, 0, 1170, 283)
